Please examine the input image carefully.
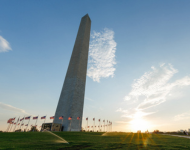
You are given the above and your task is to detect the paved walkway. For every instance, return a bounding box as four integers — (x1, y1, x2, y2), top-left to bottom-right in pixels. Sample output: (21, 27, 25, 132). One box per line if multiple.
(164, 134, 190, 139)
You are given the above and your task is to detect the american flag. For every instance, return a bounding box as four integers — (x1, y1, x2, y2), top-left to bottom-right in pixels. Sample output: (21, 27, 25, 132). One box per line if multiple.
(98, 119, 100, 122)
(25, 124, 28, 126)
(7, 118, 12, 123)
(68, 117, 72, 120)
(50, 116, 54, 119)
(59, 116, 63, 120)
(86, 117, 88, 120)
(20, 118, 24, 121)
(33, 116, 38, 120)
(93, 118, 95, 121)
(41, 116, 46, 119)
(25, 116, 31, 120)
(77, 117, 80, 120)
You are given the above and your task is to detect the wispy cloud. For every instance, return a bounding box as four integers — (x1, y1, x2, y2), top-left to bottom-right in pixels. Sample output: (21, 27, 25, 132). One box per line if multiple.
(125, 64, 190, 110)
(0, 35, 12, 53)
(0, 102, 28, 114)
(174, 112, 190, 121)
(85, 97, 94, 101)
(87, 28, 117, 82)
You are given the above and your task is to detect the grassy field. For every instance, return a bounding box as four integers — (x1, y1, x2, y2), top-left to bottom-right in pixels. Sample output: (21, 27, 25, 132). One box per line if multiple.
(1, 132, 190, 149)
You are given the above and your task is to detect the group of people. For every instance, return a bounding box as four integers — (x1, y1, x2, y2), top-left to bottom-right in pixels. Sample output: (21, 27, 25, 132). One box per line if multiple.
(183, 130, 189, 135)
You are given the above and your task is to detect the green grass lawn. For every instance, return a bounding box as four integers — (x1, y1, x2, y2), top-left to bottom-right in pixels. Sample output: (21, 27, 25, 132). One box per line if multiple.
(0, 132, 190, 149)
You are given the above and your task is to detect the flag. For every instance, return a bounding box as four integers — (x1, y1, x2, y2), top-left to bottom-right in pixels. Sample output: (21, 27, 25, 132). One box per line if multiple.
(59, 116, 63, 120)
(77, 117, 80, 120)
(86, 117, 88, 120)
(25, 116, 31, 120)
(18, 123, 20, 125)
(7, 118, 14, 123)
(21, 123, 24, 126)
(7, 119, 12, 123)
(103, 120, 105, 122)
(20, 118, 24, 121)
(98, 119, 100, 122)
(41, 116, 46, 119)
(93, 118, 95, 121)
(50, 116, 54, 119)
(91, 126, 93, 128)
(33, 116, 38, 120)
(14, 123, 16, 125)
(68, 117, 72, 120)
(25, 124, 28, 126)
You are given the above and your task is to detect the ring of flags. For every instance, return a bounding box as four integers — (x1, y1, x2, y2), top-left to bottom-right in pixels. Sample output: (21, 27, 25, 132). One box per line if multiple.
(6, 116, 112, 132)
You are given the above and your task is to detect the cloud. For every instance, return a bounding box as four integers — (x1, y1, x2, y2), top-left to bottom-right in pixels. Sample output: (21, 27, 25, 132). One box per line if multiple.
(174, 112, 190, 121)
(0, 102, 28, 114)
(124, 64, 190, 110)
(0, 35, 12, 52)
(87, 28, 117, 82)
(85, 97, 94, 101)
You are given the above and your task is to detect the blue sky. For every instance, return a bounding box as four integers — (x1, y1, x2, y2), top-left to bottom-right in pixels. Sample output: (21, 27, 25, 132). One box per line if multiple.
(1, 0, 190, 132)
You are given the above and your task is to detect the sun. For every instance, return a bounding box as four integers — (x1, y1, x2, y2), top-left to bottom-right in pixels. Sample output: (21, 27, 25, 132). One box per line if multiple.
(130, 118, 149, 132)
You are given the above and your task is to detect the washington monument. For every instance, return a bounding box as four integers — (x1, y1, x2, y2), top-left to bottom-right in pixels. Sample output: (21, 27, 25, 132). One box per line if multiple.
(53, 14, 91, 131)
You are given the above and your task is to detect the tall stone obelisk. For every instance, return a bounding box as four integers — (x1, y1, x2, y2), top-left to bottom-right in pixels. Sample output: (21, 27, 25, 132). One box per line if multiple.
(53, 14, 91, 131)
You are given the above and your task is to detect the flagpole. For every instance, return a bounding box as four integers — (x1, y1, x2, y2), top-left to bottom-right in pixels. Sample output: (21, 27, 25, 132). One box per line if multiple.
(51, 116, 55, 131)
(9, 119, 15, 132)
(35, 115, 39, 127)
(6, 123, 11, 132)
(9, 118, 15, 132)
(26, 117, 31, 131)
(79, 118, 80, 131)
(13, 117, 20, 132)
(44, 115, 47, 124)
(20, 116, 25, 130)
(69, 118, 72, 132)
(61, 118, 63, 131)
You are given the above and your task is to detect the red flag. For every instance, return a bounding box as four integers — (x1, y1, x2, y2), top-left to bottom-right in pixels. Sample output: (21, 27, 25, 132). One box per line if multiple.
(86, 117, 88, 120)
(68, 117, 72, 120)
(77, 117, 80, 120)
(50, 116, 54, 119)
(59, 116, 63, 120)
